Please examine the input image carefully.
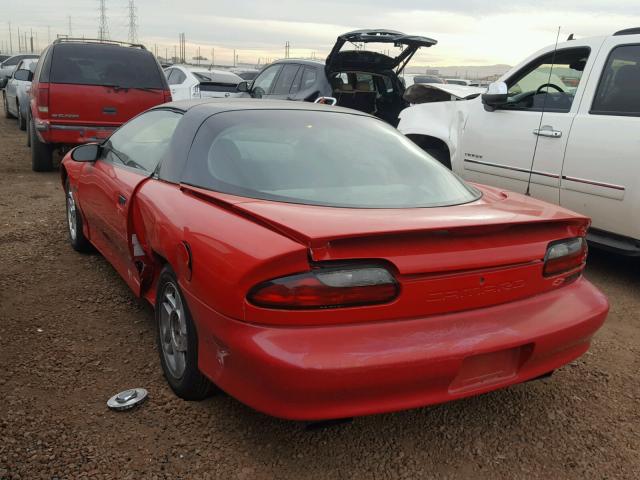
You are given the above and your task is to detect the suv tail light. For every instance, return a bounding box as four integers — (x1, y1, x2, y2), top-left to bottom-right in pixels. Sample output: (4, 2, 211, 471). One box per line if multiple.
(37, 86, 49, 114)
(163, 89, 172, 103)
(248, 266, 399, 309)
(543, 237, 587, 277)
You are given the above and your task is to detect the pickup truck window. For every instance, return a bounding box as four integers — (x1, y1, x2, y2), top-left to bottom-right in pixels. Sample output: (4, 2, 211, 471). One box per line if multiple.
(591, 44, 640, 117)
(503, 48, 590, 113)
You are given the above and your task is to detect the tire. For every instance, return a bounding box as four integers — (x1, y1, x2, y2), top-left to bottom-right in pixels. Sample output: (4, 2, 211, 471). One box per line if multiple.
(17, 102, 26, 130)
(65, 179, 92, 252)
(156, 266, 214, 401)
(425, 148, 452, 169)
(30, 118, 53, 172)
(3, 93, 14, 119)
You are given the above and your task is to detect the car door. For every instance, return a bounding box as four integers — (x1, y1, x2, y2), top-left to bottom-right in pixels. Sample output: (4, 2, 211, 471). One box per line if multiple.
(249, 64, 283, 99)
(265, 64, 300, 100)
(460, 45, 594, 205)
(560, 38, 640, 245)
(5, 71, 18, 115)
(289, 66, 321, 101)
(77, 109, 182, 293)
(167, 68, 190, 100)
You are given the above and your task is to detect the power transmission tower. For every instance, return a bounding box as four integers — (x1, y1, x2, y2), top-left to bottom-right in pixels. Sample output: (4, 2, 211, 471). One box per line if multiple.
(98, 0, 110, 41)
(127, 0, 138, 44)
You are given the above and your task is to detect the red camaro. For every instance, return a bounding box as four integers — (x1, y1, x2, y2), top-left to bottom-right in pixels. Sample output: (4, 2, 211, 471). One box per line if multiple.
(61, 100, 609, 420)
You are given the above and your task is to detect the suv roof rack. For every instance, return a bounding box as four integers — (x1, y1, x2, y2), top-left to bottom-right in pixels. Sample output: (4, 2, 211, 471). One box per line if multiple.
(613, 27, 640, 36)
(52, 37, 146, 49)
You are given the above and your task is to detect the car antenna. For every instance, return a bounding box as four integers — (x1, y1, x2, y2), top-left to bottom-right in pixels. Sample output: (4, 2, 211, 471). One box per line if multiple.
(525, 26, 561, 197)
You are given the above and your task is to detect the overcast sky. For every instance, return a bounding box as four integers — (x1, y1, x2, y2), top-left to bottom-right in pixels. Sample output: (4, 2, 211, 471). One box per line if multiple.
(1, 1, 639, 66)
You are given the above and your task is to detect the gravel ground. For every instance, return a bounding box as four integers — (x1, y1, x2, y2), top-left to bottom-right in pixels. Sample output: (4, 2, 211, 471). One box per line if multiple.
(0, 102, 638, 480)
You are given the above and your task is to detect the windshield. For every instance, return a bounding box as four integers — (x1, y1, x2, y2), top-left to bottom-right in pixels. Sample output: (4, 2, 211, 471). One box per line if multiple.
(183, 110, 479, 209)
(50, 44, 165, 89)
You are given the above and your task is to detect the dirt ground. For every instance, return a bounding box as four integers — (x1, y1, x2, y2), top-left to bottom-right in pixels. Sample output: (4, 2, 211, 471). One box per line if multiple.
(0, 103, 638, 480)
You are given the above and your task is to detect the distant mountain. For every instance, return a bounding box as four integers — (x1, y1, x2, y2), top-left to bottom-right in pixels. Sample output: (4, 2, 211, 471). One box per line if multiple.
(405, 64, 512, 80)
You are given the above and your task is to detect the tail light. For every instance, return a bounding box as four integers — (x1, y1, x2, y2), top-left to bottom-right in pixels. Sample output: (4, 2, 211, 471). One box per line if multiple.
(191, 84, 200, 98)
(543, 237, 587, 277)
(37, 86, 49, 114)
(248, 265, 399, 309)
(163, 89, 172, 103)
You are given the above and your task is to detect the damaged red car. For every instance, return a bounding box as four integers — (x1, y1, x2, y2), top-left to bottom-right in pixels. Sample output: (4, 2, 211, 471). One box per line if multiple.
(61, 100, 608, 420)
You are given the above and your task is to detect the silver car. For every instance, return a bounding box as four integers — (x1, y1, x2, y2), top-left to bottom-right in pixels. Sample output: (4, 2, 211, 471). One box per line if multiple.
(0, 54, 39, 88)
(3, 57, 38, 130)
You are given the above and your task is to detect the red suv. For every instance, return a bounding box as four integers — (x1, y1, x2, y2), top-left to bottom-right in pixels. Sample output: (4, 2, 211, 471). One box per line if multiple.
(29, 39, 171, 171)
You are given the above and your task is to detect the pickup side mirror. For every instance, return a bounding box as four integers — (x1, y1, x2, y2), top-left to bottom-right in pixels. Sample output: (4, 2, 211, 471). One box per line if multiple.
(71, 143, 101, 162)
(14, 69, 33, 82)
(481, 81, 508, 111)
(237, 81, 250, 93)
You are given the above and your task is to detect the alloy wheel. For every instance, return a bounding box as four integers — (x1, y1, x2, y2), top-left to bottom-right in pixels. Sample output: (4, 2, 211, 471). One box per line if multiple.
(159, 281, 188, 379)
(66, 189, 77, 242)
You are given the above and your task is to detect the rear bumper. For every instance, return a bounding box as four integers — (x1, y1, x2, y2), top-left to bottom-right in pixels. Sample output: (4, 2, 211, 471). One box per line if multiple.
(34, 120, 118, 145)
(186, 277, 608, 420)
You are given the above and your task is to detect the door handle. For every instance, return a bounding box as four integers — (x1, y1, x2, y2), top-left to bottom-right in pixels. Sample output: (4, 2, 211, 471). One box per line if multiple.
(118, 194, 127, 206)
(533, 126, 562, 138)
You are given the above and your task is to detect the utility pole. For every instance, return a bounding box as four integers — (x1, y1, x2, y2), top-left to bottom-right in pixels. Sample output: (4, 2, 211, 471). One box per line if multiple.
(68, 16, 73, 37)
(233, 49, 236, 67)
(17, 26, 20, 52)
(8, 22, 12, 53)
(285, 41, 290, 59)
(127, 0, 138, 44)
(47, 25, 51, 44)
(98, 0, 109, 41)
(211, 48, 214, 67)
(173, 45, 177, 63)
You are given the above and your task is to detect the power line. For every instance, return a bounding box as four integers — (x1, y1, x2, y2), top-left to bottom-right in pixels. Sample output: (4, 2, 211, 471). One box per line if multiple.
(98, 0, 109, 41)
(127, 0, 138, 44)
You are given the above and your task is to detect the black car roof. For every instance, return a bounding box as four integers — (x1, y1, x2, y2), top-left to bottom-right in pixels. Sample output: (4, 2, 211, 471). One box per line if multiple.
(156, 99, 374, 184)
(158, 98, 371, 118)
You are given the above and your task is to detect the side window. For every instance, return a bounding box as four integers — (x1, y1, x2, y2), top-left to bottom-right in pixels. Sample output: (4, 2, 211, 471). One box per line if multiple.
(251, 64, 283, 98)
(503, 47, 590, 113)
(36, 48, 52, 82)
(591, 44, 640, 116)
(300, 67, 318, 90)
(104, 110, 182, 173)
(272, 64, 300, 95)
(170, 69, 186, 85)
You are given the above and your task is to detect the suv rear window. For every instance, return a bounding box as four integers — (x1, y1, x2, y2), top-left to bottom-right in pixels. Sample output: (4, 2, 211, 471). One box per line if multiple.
(50, 44, 164, 89)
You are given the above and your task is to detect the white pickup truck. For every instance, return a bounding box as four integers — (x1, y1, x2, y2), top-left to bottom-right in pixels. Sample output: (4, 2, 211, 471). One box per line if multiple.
(399, 28, 640, 255)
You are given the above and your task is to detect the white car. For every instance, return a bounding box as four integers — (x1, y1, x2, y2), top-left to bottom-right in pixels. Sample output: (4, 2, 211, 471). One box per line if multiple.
(3, 57, 38, 130)
(399, 28, 640, 255)
(163, 65, 246, 101)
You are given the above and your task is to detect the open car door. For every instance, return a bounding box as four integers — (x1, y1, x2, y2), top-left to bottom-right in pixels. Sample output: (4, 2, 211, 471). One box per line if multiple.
(325, 29, 437, 75)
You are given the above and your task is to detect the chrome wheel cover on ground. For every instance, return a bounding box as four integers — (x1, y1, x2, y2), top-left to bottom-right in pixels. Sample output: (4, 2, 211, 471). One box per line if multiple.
(159, 281, 188, 379)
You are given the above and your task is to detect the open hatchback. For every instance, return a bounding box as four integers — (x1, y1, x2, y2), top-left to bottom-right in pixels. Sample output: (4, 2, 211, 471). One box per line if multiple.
(325, 29, 436, 124)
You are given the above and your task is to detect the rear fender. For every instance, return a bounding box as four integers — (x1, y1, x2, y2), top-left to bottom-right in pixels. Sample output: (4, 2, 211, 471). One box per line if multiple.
(397, 101, 471, 173)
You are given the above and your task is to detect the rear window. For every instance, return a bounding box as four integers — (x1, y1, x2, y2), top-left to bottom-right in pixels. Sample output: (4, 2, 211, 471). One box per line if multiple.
(50, 44, 164, 89)
(192, 71, 240, 91)
(183, 110, 479, 209)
